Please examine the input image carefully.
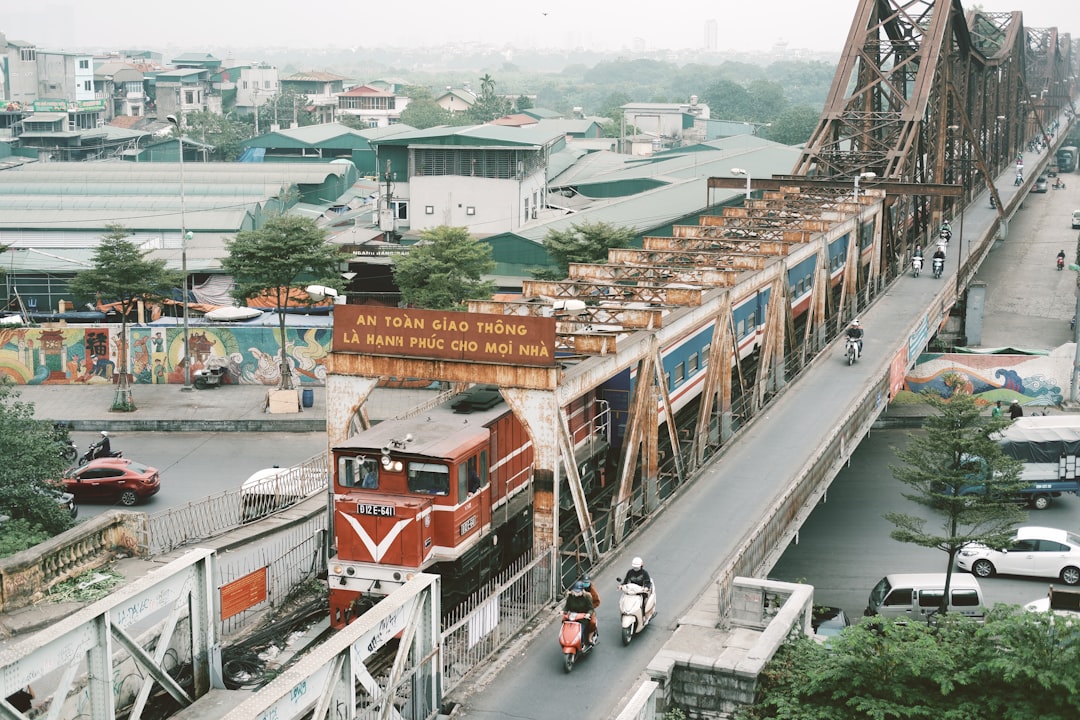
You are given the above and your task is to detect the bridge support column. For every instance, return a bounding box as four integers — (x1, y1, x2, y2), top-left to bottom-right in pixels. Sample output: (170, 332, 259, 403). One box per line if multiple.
(325, 374, 379, 449)
(963, 281, 986, 345)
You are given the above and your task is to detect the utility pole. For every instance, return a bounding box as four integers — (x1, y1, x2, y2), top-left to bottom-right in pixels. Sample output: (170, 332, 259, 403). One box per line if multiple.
(379, 161, 395, 243)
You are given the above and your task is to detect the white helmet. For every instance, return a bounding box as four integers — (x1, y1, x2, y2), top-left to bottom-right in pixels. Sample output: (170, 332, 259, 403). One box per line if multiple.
(851, 319, 860, 327)
(100, 431, 109, 437)
(631, 557, 643, 570)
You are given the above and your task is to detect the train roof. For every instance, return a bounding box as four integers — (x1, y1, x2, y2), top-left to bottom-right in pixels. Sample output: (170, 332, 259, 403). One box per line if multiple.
(333, 385, 512, 461)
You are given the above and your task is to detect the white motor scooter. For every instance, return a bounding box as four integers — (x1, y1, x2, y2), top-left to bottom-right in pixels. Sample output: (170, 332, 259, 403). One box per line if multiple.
(617, 580, 657, 646)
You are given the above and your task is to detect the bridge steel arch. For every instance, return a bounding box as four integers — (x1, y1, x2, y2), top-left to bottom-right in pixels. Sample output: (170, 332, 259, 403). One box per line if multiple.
(793, 0, 1074, 272)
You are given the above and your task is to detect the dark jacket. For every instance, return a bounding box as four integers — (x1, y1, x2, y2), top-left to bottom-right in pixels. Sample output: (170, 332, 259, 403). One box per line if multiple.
(624, 567, 652, 589)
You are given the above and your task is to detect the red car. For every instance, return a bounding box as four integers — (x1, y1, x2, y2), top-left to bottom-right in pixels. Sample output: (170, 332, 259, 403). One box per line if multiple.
(62, 458, 161, 506)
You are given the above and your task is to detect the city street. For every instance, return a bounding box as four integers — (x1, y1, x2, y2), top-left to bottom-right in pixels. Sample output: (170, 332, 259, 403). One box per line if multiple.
(68, 430, 327, 518)
(769, 428, 1080, 617)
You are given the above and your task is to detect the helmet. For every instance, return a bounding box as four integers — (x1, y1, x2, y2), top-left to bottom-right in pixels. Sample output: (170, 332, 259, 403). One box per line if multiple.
(631, 557, 643, 570)
(100, 431, 109, 437)
(571, 581, 585, 593)
(851, 319, 860, 327)
(581, 574, 592, 588)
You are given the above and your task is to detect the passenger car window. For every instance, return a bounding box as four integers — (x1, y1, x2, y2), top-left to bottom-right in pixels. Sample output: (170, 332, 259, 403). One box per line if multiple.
(1011, 539, 1038, 552)
(919, 590, 943, 608)
(952, 590, 980, 607)
(1037, 540, 1069, 552)
(883, 588, 912, 606)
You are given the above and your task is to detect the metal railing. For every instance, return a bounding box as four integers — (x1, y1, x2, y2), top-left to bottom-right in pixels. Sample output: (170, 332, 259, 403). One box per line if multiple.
(441, 548, 555, 692)
(143, 452, 328, 555)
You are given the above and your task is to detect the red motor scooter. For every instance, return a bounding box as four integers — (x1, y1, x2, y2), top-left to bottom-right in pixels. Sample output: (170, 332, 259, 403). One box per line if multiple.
(558, 610, 595, 673)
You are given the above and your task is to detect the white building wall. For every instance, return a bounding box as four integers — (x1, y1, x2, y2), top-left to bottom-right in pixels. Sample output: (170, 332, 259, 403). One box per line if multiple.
(73, 55, 94, 102)
(409, 171, 546, 234)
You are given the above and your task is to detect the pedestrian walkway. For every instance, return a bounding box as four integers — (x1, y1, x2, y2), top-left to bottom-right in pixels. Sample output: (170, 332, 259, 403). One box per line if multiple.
(15, 382, 440, 432)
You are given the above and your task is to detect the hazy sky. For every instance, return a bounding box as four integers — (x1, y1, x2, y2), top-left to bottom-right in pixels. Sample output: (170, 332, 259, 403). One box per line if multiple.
(3, 0, 1078, 55)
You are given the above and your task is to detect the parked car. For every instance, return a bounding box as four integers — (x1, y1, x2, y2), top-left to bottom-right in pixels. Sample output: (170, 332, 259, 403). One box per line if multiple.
(44, 485, 78, 518)
(1033, 175, 1048, 193)
(1073, 209, 1080, 229)
(957, 526, 1080, 585)
(811, 605, 852, 643)
(61, 458, 160, 506)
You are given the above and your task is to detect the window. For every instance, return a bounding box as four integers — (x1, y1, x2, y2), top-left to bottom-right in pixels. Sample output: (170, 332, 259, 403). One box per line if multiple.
(701, 346, 710, 367)
(466, 206, 475, 216)
(673, 362, 685, 386)
(425, 205, 434, 215)
(457, 456, 483, 499)
(83, 81, 92, 92)
(952, 590, 980, 607)
(20, 48, 36, 62)
(339, 456, 379, 489)
(919, 590, 943, 608)
(264, 80, 272, 89)
(242, 81, 248, 90)
(883, 588, 912, 606)
(407, 462, 449, 495)
(688, 353, 699, 374)
(79, 59, 89, 69)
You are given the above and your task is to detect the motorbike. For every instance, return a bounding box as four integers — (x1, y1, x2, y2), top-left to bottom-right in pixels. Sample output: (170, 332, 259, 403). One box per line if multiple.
(990, 195, 996, 209)
(53, 422, 77, 464)
(558, 610, 596, 672)
(933, 257, 944, 279)
(1058, 256, 1066, 271)
(939, 228, 951, 243)
(1015, 173, 1023, 187)
(617, 580, 657, 646)
(79, 439, 122, 466)
(845, 336, 861, 365)
(193, 365, 228, 390)
(911, 255, 923, 278)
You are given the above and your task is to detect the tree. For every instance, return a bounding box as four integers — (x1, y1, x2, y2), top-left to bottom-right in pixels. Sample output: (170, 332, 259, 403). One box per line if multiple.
(68, 225, 180, 411)
(514, 94, 534, 112)
(392, 226, 495, 310)
(0, 382, 78, 555)
(534, 221, 637, 280)
(400, 85, 454, 129)
(885, 380, 1027, 614)
(762, 105, 821, 146)
(467, 75, 512, 123)
(738, 608, 1080, 719)
(255, 88, 316, 132)
(222, 216, 345, 389)
(179, 110, 251, 161)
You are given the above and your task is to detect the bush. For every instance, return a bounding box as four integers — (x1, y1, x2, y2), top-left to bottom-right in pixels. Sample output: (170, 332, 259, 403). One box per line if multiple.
(0, 518, 51, 557)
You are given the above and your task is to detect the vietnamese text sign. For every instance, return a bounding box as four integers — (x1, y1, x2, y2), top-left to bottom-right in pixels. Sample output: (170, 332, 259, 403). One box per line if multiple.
(334, 305, 556, 366)
(220, 567, 268, 620)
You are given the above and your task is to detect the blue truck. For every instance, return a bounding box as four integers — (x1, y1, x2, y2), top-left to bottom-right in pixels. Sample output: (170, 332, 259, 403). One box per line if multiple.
(958, 416, 1080, 510)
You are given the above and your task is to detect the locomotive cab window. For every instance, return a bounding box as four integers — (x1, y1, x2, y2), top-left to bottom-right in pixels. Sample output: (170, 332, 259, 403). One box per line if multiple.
(458, 454, 486, 498)
(409, 462, 449, 495)
(339, 456, 380, 489)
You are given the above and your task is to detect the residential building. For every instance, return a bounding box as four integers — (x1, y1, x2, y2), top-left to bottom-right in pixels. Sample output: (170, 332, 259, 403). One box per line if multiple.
(281, 71, 351, 125)
(620, 98, 711, 152)
(232, 63, 279, 118)
(153, 67, 212, 119)
(336, 85, 409, 128)
(434, 87, 476, 115)
(95, 62, 147, 118)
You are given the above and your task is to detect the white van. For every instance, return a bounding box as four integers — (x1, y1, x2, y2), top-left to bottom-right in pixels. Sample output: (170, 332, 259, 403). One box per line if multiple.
(1072, 209, 1080, 229)
(865, 573, 985, 622)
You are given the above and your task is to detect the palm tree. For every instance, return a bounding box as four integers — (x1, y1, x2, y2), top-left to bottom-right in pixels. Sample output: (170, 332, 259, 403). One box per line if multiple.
(480, 74, 496, 99)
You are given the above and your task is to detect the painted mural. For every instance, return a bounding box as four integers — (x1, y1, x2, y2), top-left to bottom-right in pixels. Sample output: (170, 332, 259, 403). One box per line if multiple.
(0, 326, 332, 386)
(905, 347, 1073, 407)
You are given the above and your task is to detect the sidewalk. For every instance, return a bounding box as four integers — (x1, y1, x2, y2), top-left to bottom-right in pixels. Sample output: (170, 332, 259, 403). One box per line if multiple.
(15, 382, 441, 432)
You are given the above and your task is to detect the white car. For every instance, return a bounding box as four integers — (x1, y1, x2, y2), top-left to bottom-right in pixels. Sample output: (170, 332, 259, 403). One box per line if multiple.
(957, 526, 1080, 585)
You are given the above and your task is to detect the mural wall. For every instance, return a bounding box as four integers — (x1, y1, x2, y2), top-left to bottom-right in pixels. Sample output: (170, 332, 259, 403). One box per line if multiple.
(905, 347, 1074, 407)
(0, 325, 332, 386)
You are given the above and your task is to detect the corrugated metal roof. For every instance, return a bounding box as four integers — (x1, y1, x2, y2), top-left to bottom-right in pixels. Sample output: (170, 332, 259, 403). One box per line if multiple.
(372, 123, 565, 148)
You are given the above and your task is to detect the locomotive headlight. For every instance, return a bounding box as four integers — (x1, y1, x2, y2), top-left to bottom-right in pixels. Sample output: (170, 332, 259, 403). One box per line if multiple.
(393, 571, 402, 581)
(332, 565, 343, 575)
(346, 567, 355, 576)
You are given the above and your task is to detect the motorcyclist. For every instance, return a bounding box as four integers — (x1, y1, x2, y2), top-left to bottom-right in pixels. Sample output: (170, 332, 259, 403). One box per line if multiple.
(564, 580, 596, 645)
(582, 574, 600, 642)
(623, 557, 653, 612)
(912, 245, 924, 259)
(96, 431, 111, 460)
(845, 319, 864, 355)
(933, 246, 946, 263)
(939, 220, 951, 240)
(1058, 250, 1067, 269)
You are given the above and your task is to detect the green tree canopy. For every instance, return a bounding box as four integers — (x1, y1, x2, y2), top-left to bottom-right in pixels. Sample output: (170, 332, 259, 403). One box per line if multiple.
(738, 607, 1080, 720)
(68, 225, 180, 410)
(467, 75, 512, 123)
(392, 226, 495, 309)
(179, 110, 251, 161)
(400, 85, 454, 129)
(0, 383, 77, 554)
(886, 381, 1027, 613)
(762, 105, 821, 146)
(534, 221, 637, 280)
(222, 215, 346, 389)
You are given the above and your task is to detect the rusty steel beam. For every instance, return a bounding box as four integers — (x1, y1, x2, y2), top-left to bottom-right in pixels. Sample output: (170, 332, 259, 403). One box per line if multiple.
(605, 249, 766, 271)
(643, 236, 794, 255)
(326, 352, 559, 390)
(708, 177, 962, 197)
(523, 280, 704, 306)
(468, 300, 665, 329)
(568, 262, 740, 287)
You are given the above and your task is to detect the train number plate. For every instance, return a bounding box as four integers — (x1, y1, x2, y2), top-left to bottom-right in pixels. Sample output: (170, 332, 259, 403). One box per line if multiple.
(356, 503, 396, 517)
(459, 515, 477, 535)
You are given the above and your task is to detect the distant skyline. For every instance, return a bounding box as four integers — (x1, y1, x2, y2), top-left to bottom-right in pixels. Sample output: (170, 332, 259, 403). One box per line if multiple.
(3, 0, 1079, 56)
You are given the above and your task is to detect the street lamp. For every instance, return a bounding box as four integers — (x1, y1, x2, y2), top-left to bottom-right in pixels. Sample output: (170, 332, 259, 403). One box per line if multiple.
(730, 167, 751, 201)
(853, 171, 876, 202)
(166, 114, 193, 392)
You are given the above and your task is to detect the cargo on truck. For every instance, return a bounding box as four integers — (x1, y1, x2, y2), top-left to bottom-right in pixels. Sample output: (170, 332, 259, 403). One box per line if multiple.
(958, 416, 1080, 509)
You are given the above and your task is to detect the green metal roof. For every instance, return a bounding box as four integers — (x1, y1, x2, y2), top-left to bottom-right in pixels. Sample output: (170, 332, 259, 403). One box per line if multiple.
(241, 122, 414, 151)
(371, 123, 566, 149)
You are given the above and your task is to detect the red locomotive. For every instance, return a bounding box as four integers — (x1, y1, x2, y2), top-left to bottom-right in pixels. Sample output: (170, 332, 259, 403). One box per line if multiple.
(329, 384, 609, 629)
